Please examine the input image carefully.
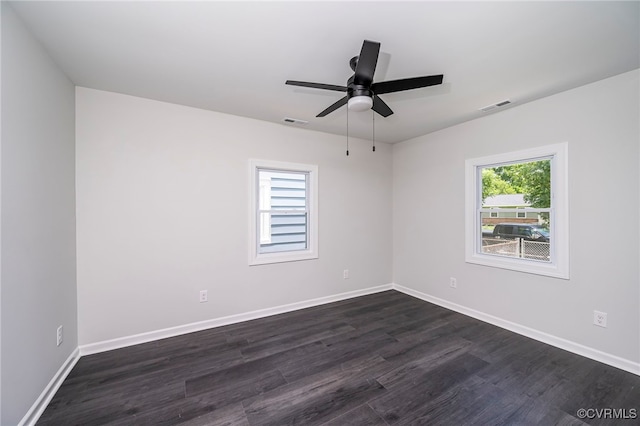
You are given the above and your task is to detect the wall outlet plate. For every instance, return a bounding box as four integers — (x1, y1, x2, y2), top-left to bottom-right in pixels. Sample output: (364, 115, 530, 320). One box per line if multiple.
(593, 310, 607, 328)
(199, 290, 208, 303)
(450, 277, 457, 288)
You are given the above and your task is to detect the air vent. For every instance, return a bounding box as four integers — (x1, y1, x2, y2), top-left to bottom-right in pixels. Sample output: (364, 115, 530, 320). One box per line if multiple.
(283, 117, 309, 125)
(479, 99, 512, 112)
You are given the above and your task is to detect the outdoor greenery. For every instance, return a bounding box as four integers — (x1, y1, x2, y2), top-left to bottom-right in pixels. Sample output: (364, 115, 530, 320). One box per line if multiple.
(482, 159, 551, 208)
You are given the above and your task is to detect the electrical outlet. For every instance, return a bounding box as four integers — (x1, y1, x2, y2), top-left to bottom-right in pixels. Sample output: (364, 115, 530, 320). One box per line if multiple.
(343, 269, 349, 279)
(593, 310, 607, 328)
(450, 277, 457, 288)
(199, 290, 208, 303)
(56, 326, 63, 346)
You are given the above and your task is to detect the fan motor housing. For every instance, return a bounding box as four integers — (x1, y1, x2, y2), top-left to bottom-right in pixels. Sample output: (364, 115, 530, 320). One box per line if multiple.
(347, 76, 372, 99)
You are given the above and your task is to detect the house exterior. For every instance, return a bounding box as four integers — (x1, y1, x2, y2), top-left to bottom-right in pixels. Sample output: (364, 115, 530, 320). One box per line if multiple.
(258, 169, 308, 253)
(481, 194, 539, 225)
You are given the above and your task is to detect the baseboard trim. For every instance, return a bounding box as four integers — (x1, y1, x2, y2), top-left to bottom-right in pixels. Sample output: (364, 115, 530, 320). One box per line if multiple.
(80, 283, 394, 356)
(392, 283, 640, 376)
(19, 347, 80, 426)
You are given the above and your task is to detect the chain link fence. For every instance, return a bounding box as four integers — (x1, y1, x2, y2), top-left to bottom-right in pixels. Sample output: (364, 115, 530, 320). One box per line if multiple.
(482, 238, 550, 262)
(522, 240, 550, 261)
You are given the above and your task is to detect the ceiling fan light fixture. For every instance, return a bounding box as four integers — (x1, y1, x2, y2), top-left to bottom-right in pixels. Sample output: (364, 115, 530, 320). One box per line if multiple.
(348, 95, 373, 112)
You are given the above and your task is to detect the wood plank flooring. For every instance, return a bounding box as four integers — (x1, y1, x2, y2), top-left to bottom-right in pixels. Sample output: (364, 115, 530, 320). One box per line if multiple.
(37, 291, 640, 425)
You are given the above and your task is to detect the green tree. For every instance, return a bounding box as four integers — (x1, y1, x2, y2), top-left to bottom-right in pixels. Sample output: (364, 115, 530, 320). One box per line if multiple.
(492, 165, 525, 193)
(519, 160, 551, 208)
(484, 160, 551, 208)
(481, 169, 516, 201)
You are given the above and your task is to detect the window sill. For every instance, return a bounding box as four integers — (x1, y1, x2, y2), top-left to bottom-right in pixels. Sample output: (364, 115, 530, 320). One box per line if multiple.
(466, 253, 569, 280)
(249, 250, 318, 266)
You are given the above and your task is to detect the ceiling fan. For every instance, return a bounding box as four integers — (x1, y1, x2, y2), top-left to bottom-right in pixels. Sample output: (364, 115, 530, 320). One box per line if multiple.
(286, 40, 444, 118)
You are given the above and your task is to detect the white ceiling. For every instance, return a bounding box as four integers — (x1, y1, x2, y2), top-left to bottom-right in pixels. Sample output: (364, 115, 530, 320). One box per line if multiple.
(9, 1, 640, 144)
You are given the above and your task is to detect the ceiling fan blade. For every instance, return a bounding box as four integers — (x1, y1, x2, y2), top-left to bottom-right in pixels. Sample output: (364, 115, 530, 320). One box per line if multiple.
(286, 80, 347, 92)
(353, 40, 380, 86)
(317, 96, 348, 117)
(372, 95, 394, 117)
(371, 74, 444, 95)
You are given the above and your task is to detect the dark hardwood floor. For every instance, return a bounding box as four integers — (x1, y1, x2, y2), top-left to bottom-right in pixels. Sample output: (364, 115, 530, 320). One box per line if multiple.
(38, 290, 640, 425)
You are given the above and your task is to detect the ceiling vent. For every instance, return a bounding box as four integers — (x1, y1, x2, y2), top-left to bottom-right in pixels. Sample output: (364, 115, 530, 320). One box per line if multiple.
(283, 117, 309, 125)
(479, 99, 512, 113)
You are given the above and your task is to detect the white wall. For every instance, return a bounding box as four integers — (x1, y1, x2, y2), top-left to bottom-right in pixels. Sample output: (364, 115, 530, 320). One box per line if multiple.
(1, 4, 77, 425)
(76, 88, 393, 346)
(393, 70, 640, 366)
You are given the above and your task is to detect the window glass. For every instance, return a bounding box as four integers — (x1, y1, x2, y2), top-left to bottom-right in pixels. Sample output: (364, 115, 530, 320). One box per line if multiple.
(480, 159, 551, 263)
(257, 169, 308, 254)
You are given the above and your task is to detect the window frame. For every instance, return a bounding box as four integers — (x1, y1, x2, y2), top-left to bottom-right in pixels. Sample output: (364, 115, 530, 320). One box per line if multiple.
(249, 159, 318, 266)
(465, 143, 569, 279)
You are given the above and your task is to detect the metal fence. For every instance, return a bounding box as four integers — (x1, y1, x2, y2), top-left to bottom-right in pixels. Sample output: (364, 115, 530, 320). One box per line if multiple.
(482, 238, 550, 262)
(522, 240, 550, 261)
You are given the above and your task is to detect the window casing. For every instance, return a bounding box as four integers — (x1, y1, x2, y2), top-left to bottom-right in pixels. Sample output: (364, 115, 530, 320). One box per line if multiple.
(465, 143, 569, 279)
(249, 159, 318, 265)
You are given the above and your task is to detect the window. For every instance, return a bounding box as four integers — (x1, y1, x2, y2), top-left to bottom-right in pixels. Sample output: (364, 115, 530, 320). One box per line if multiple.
(465, 143, 569, 279)
(249, 159, 318, 265)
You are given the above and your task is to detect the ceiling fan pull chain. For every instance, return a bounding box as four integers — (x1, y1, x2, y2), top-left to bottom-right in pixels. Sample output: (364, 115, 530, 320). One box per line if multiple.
(372, 110, 376, 152)
(346, 105, 350, 156)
